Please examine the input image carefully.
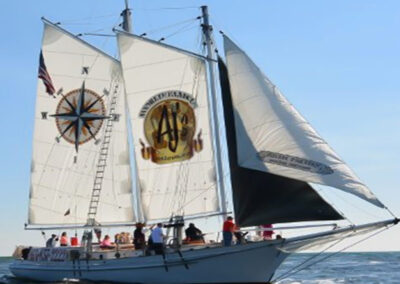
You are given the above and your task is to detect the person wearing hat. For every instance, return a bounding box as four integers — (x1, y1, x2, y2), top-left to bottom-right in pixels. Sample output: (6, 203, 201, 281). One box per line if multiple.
(46, 234, 58, 248)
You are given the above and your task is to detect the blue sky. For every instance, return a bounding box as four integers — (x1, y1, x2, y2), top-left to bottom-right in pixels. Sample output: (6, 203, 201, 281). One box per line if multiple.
(0, 0, 399, 256)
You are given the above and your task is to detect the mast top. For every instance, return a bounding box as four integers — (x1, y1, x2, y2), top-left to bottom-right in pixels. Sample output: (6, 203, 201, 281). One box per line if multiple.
(121, 0, 132, 33)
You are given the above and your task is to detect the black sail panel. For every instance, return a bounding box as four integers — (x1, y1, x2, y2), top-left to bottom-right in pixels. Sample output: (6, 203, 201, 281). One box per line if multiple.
(218, 57, 343, 227)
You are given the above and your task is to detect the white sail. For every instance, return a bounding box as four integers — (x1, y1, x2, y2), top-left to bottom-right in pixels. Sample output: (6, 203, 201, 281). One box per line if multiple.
(117, 32, 220, 221)
(223, 35, 384, 208)
(29, 22, 135, 225)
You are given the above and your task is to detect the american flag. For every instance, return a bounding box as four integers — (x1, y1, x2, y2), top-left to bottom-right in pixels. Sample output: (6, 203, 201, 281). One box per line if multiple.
(38, 50, 56, 96)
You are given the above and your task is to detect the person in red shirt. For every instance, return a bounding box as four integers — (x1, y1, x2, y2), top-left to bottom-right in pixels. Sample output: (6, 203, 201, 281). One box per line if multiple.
(222, 216, 235, 246)
(261, 224, 274, 240)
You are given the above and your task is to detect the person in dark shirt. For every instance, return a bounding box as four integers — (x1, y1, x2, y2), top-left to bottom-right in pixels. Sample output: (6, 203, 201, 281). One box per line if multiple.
(185, 223, 203, 242)
(133, 223, 146, 250)
(46, 234, 58, 248)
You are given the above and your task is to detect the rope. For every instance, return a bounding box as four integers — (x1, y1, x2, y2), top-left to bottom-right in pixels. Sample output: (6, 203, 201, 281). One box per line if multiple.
(137, 6, 199, 11)
(273, 238, 345, 282)
(59, 13, 118, 24)
(315, 184, 385, 221)
(314, 186, 354, 225)
(141, 17, 199, 36)
(161, 23, 199, 41)
(385, 206, 398, 219)
(272, 224, 393, 283)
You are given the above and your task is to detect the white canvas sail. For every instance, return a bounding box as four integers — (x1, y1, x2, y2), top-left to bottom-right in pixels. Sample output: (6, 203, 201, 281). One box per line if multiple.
(117, 32, 220, 221)
(29, 21, 135, 225)
(223, 35, 384, 208)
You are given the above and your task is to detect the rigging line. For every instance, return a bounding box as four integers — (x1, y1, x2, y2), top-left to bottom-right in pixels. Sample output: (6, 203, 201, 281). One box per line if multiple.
(138, 6, 199, 11)
(169, 30, 203, 217)
(272, 225, 393, 283)
(82, 26, 114, 81)
(60, 18, 120, 27)
(176, 172, 230, 213)
(173, 39, 204, 215)
(162, 23, 199, 41)
(385, 206, 398, 219)
(58, 13, 118, 24)
(316, 184, 384, 221)
(273, 237, 345, 282)
(141, 17, 199, 35)
(77, 26, 112, 35)
(171, 57, 192, 216)
(314, 185, 354, 226)
(106, 78, 120, 216)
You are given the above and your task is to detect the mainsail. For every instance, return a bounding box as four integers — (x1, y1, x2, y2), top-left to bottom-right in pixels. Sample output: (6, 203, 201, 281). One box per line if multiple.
(29, 21, 135, 225)
(117, 32, 220, 221)
(219, 57, 343, 226)
(222, 35, 383, 209)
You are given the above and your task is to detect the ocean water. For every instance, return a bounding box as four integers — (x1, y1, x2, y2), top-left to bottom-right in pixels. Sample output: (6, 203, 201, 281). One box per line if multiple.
(1, 252, 399, 283)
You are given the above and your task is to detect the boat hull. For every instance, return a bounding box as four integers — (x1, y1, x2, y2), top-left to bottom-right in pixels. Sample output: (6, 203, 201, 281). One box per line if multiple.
(10, 241, 288, 283)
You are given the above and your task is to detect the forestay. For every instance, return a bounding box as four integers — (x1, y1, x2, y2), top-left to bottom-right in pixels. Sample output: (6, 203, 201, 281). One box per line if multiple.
(29, 21, 135, 225)
(117, 32, 220, 221)
(223, 35, 383, 208)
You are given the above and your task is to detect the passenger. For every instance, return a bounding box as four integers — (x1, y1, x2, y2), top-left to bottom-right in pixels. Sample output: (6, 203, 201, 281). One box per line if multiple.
(222, 216, 235, 246)
(133, 223, 146, 250)
(261, 224, 274, 240)
(185, 223, 204, 242)
(114, 233, 121, 244)
(60, 232, 69, 247)
(150, 223, 165, 255)
(100, 235, 115, 249)
(233, 225, 248, 245)
(46, 234, 58, 248)
(94, 228, 102, 243)
(120, 232, 131, 244)
(121, 232, 128, 244)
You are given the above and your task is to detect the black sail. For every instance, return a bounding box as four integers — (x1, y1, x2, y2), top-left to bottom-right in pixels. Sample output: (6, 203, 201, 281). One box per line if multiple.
(218, 57, 343, 226)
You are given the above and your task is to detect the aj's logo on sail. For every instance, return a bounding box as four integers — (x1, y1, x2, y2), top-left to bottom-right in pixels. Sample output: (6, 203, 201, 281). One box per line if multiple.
(139, 91, 203, 164)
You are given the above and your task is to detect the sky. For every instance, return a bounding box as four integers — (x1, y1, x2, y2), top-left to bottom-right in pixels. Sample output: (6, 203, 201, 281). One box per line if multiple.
(0, 0, 399, 256)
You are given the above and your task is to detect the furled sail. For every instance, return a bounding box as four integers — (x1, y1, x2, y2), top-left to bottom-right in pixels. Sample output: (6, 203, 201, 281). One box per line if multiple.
(117, 32, 220, 221)
(222, 35, 383, 208)
(218, 57, 343, 226)
(29, 21, 135, 225)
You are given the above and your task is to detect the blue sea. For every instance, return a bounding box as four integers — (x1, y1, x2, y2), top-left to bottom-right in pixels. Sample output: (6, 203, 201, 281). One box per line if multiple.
(1, 252, 399, 283)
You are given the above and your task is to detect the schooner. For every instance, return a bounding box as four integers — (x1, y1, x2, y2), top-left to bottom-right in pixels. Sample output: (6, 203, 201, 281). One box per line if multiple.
(10, 2, 398, 283)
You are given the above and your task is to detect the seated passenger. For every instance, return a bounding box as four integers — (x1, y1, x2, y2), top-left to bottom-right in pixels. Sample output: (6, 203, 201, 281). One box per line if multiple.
(100, 235, 115, 249)
(60, 232, 69, 247)
(233, 225, 248, 245)
(185, 223, 204, 242)
(46, 234, 58, 248)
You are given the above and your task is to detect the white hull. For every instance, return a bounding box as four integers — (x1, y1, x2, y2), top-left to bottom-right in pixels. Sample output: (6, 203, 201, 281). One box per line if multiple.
(10, 241, 288, 283)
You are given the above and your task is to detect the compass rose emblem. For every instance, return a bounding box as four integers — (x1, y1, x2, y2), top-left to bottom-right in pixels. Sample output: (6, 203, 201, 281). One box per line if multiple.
(51, 81, 108, 152)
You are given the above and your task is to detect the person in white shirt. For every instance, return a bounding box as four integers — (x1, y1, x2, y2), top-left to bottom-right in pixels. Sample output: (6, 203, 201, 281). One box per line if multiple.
(150, 223, 164, 255)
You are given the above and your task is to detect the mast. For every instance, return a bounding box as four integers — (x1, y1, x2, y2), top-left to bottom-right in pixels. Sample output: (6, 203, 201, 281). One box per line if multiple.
(86, 1, 135, 227)
(121, 0, 146, 223)
(201, 6, 228, 217)
(121, 0, 132, 33)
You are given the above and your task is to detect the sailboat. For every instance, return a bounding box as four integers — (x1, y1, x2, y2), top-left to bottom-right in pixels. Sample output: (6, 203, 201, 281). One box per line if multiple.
(10, 3, 398, 283)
